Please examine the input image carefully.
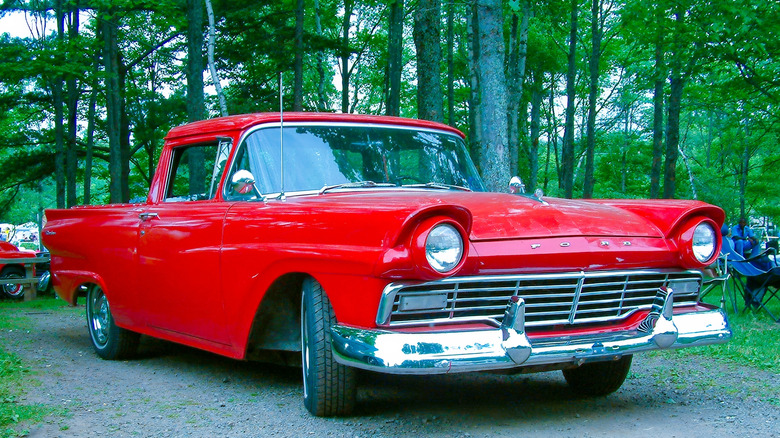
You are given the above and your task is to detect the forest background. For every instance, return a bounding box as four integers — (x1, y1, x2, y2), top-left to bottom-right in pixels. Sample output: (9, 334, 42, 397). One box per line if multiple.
(0, 0, 778, 233)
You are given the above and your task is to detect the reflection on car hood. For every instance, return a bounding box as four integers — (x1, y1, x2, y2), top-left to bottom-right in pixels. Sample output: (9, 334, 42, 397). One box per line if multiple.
(290, 190, 667, 241)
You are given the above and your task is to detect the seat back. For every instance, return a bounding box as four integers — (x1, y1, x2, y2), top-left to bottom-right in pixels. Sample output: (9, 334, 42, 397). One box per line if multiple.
(721, 237, 767, 277)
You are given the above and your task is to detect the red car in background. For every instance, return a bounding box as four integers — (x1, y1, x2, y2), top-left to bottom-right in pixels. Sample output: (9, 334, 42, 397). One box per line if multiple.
(42, 113, 732, 416)
(0, 241, 36, 299)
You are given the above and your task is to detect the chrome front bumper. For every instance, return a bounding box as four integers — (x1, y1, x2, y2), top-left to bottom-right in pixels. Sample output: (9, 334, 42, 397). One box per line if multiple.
(330, 290, 732, 374)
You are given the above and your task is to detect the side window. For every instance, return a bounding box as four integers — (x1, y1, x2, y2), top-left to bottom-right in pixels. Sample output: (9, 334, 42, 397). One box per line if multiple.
(165, 144, 219, 202)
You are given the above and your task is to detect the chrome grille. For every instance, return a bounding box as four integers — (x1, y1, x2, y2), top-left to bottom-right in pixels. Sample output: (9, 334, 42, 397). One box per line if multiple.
(377, 270, 702, 328)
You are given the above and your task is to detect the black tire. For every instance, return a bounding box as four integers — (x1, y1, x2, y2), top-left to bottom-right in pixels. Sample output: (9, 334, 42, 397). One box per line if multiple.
(0, 266, 25, 299)
(86, 284, 139, 360)
(563, 355, 633, 396)
(301, 278, 356, 416)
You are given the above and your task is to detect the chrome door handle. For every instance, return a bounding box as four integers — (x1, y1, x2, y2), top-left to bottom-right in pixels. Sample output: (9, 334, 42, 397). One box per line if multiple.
(139, 212, 159, 221)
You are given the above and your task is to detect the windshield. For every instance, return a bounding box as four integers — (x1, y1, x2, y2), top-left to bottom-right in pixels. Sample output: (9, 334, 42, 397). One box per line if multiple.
(227, 123, 485, 197)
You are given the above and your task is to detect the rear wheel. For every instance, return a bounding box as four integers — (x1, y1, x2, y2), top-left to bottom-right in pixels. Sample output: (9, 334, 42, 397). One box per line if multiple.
(301, 278, 356, 416)
(86, 284, 139, 360)
(562, 355, 633, 396)
(0, 266, 25, 299)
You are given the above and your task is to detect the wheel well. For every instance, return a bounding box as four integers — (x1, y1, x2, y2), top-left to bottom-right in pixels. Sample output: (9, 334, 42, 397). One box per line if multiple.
(245, 273, 307, 362)
(0, 264, 25, 275)
(67, 283, 92, 306)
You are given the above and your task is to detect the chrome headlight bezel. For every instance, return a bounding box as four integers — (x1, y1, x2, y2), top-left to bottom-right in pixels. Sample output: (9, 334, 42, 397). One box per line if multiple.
(424, 223, 464, 274)
(692, 222, 716, 263)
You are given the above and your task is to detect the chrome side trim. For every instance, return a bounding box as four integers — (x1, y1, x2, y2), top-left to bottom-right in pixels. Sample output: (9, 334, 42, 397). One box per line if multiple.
(333, 290, 731, 375)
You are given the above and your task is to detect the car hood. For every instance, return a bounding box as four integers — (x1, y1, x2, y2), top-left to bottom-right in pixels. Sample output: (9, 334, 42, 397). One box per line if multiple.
(287, 190, 665, 242)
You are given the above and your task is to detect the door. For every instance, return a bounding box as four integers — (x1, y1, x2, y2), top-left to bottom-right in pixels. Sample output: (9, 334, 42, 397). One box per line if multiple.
(137, 142, 233, 346)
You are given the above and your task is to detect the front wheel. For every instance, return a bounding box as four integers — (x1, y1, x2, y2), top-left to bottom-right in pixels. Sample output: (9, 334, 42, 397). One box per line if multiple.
(0, 266, 25, 299)
(301, 278, 356, 416)
(562, 355, 633, 396)
(86, 285, 139, 360)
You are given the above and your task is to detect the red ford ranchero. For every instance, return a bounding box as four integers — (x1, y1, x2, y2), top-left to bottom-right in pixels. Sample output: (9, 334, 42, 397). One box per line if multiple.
(43, 113, 731, 416)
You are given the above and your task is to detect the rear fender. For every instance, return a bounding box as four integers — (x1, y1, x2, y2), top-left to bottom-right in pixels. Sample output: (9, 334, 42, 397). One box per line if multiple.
(52, 270, 106, 306)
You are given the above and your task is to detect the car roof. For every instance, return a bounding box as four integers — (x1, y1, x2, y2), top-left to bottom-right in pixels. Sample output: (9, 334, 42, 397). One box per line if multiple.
(165, 113, 465, 140)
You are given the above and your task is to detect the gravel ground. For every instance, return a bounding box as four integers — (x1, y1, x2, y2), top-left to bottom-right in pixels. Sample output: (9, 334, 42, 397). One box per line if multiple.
(2, 304, 778, 438)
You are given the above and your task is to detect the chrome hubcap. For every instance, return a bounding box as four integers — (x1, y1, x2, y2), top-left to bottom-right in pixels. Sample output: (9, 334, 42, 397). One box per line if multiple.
(2, 273, 23, 296)
(90, 288, 110, 346)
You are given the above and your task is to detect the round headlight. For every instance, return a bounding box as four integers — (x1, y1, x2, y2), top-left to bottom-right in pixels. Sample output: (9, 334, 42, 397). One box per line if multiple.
(692, 222, 716, 262)
(425, 224, 464, 273)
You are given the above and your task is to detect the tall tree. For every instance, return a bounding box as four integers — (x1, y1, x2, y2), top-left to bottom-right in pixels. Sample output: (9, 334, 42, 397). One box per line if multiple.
(186, 0, 205, 193)
(506, 0, 531, 177)
(583, 0, 604, 198)
(649, 38, 665, 198)
(386, 0, 404, 117)
(662, 5, 685, 199)
(205, 0, 228, 116)
(473, 0, 509, 191)
(445, 0, 455, 125)
(65, 4, 80, 207)
(102, 7, 123, 204)
(293, 0, 304, 111)
(54, 0, 66, 208)
(561, 0, 579, 198)
(414, 0, 443, 122)
(340, 0, 355, 113)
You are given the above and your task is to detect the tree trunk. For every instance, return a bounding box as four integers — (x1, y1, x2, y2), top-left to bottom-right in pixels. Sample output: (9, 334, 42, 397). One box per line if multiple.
(313, 0, 327, 111)
(446, 0, 454, 125)
(206, 0, 228, 116)
(54, 0, 66, 208)
(187, 0, 205, 194)
(83, 48, 99, 205)
(561, 0, 578, 198)
(474, 0, 509, 192)
(386, 0, 404, 117)
(414, 0, 443, 122)
(467, 6, 481, 169)
(102, 8, 123, 204)
(649, 10, 665, 199)
(528, 71, 543, 193)
(583, 0, 601, 199)
(341, 0, 354, 113)
(119, 61, 131, 203)
(507, 0, 531, 177)
(66, 6, 79, 207)
(662, 73, 683, 199)
(621, 104, 630, 193)
(544, 74, 558, 192)
(293, 0, 304, 111)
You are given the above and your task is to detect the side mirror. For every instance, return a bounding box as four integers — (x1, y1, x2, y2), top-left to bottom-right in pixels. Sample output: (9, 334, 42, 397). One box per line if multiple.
(231, 170, 257, 195)
(508, 176, 525, 194)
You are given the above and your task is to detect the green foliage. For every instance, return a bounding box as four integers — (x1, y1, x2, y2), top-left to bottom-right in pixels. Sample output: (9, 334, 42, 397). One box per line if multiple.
(0, 0, 778, 225)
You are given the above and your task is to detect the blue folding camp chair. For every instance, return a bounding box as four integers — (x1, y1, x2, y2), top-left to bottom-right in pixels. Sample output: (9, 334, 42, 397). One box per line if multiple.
(720, 237, 780, 322)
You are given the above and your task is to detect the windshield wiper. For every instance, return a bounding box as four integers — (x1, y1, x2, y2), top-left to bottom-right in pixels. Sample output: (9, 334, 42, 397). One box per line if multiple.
(319, 181, 396, 195)
(401, 182, 472, 192)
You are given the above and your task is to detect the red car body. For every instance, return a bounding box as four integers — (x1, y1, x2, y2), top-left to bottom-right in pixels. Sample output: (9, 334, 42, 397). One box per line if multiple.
(43, 113, 731, 416)
(0, 241, 36, 298)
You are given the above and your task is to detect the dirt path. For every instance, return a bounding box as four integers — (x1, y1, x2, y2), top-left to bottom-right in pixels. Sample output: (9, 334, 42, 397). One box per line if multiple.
(2, 304, 778, 437)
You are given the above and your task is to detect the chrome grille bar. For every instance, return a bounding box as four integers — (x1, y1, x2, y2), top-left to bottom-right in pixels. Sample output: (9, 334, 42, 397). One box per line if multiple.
(377, 269, 702, 328)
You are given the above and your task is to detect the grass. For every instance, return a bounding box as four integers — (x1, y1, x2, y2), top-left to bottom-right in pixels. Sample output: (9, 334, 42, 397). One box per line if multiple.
(0, 297, 68, 438)
(0, 347, 50, 438)
(690, 282, 780, 371)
